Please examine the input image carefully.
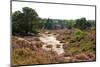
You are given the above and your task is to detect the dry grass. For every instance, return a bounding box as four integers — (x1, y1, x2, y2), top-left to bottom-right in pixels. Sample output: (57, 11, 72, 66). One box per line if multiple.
(12, 36, 64, 65)
(12, 28, 96, 65)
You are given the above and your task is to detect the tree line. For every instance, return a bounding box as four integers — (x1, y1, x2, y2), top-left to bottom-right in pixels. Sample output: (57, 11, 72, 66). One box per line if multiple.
(12, 7, 95, 36)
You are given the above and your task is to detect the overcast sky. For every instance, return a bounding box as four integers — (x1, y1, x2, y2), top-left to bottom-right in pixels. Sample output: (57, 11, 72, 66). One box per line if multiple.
(12, 1, 95, 20)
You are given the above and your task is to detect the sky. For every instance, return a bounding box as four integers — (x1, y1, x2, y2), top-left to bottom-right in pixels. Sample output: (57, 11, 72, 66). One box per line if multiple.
(12, 1, 95, 20)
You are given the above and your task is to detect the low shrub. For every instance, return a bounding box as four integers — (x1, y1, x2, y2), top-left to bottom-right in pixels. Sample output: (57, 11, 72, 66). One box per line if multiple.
(74, 29, 86, 41)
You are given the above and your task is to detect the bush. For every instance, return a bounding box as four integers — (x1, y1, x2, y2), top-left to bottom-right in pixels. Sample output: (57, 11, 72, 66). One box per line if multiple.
(74, 29, 86, 41)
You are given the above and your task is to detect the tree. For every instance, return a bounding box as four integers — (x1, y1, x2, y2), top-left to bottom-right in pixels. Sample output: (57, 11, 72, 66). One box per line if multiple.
(44, 18, 54, 29)
(74, 17, 91, 30)
(12, 7, 41, 35)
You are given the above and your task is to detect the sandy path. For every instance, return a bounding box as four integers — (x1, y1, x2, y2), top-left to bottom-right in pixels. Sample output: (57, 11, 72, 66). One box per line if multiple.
(39, 33, 65, 55)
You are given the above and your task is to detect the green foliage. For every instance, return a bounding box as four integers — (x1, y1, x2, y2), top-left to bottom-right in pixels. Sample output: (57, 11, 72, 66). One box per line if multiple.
(44, 18, 53, 29)
(43, 18, 95, 30)
(74, 17, 94, 30)
(12, 9, 95, 36)
(80, 42, 92, 52)
(44, 18, 66, 30)
(74, 18, 86, 30)
(12, 7, 41, 35)
(74, 29, 86, 41)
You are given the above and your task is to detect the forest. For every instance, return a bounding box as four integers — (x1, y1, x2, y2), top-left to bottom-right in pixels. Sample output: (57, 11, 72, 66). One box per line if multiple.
(12, 7, 96, 66)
